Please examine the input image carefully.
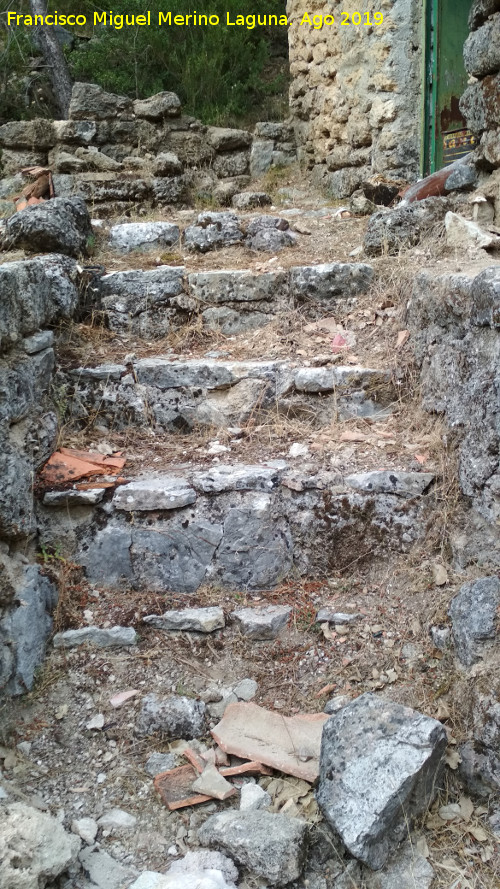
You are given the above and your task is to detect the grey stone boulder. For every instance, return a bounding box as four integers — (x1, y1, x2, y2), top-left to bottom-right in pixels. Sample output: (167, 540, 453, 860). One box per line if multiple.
(69, 82, 133, 119)
(345, 470, 435, 497)
(289, 262, 374, 302)
(208, 127, 252, 151)
(444, 163, 478, 192)
(99, 265, 185, 328)
(0, 803, 81, 888)
(188, 268, 288, 306)
(152, 176, 188, 204)
(250, 140, 274, 176)
(364, 199, 448, 256)
(231, 605, 291, 640)
(197, 810, 308, 886)
(213, 151, 249, 178)
(469, 0, 500, 30)
(449, 576, 500, 666)
(463, 13, 500, 76)
(143, 606, 225, 633)
(135, 693, 206, 739)
(232, 192, 272, 210)
(108, 222, 180, 253)
(316, 693, 447, 870)
(192, 463, 282, 493)
(53, 626, 137, 648)
(240, 783, 271, 810)
(112, 476, 196, 511)
(4, 196, 92, 257)
(245, 215, 296, 251)
(152, 152, 183, 176)
(0, 118, 56, 149)
(184, 212, 244, 252)
(458, 739, 500, 797)
(362, 840, 435, 889)
(0, 563, 57, 695)
(133, 91, 181, 120)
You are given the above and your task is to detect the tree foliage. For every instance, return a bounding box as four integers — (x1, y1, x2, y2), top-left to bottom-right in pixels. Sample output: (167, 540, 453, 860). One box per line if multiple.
(0, 0, 288, 123)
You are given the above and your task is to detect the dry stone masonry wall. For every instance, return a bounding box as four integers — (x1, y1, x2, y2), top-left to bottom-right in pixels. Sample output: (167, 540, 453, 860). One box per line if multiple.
(0, 83, 297, 215)
(287, 0, 422, 195)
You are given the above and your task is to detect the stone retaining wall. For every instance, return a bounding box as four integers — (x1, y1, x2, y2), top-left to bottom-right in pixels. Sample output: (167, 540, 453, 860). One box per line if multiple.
(0, 83, 297, 214)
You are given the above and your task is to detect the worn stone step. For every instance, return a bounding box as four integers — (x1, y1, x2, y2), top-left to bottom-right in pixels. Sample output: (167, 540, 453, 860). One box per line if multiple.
(92, 261, 374, 338)
(37, 465, 435, 594)
(67, 357, 394, 432)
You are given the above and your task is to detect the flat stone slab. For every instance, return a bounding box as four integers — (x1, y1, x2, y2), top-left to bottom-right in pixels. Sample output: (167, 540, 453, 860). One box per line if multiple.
(294, 366, 386, 393)
(109, 222, 180, 253)
(345, 470, 435, 497)
(231, 604, 291, 640)
(289, 262, 374, 301)
(143, 607, 225, 633)
(192, 763, 236, 801)
(192, 463, 283, 494)
(212, 701, 329, 782)
(317, 693, 447, 869)
(113, 477, 196, 511)
(449, 576, 500, 666)
(53, 627, 137, 648)
(197, 810, 307, 886)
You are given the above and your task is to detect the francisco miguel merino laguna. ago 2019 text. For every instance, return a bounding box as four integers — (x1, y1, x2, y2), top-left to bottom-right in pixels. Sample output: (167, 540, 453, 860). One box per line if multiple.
(7, 10, 384, 30)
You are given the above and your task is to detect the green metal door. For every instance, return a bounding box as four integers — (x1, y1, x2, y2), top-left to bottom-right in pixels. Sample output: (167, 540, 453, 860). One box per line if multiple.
(423, 0, 476, 173)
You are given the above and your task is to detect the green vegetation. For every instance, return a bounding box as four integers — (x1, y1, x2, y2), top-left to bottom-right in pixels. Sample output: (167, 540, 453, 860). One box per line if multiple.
(0, 0, 289, 123)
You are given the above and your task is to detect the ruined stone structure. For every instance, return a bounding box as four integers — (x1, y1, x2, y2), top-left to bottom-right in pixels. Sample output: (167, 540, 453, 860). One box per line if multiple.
(287, 0, 423, 195)
(287, 0, 500, 198)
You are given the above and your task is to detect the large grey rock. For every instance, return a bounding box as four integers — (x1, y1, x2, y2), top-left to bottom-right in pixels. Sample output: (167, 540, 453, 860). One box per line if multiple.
(152, 176, 188, 204)
(130, 519, 222, 593)
(449, 576, 500, 666)
(0, 802, 81, 889)
(69, 82, 133, 119)
(208, 127, 252, 151)
(232, 191, 272, 210)
(469, 0, 500, 30)
(463, 13, 500, 76)
(231, 604, 291, 640)
(290, 262, 374, 302)
(184, 212, 244, 252)
(109, 222, 180, 253)
(113, 476, 196, 511)
(143, 607, 225, 633)
(245, 215, 296, 252)
(364, 199, 448, 256)
(362, 840, 435, 889)
(133, 358, 244, 390)
(458, 739, 500, 797)
(444, 164, 478, 192)
(52, 626, 137, 648)
(152, 151, 183, 176)
(135, 693, 206, 739)
(0, 118, 56, 149)
(99, 265, 184, 333)
(0, 445, 36, 539)
(188, 269, 288, 306)
(5, 196, 92, 257)
(129, 873, 233, 889)
(0, 564, 57, 695)
(213, 151, 249, 178)
(133, 91, 181, 120)
(197, 810, 307, 886)
(293, 366, 386, 393)
(78, 848, 137, 889)
(445, 211, 497, 250)
(215, 496, 293, 590)
(345, 471, 435, 497)
(250, 140, 274, 176)
(317, 694, 447, 870)
(0, 254, 77, 351)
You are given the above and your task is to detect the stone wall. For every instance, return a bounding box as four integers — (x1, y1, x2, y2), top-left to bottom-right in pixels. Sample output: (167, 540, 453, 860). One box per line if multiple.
(406, 265, 500, 568)
(460, 1, 500, 221)
(0, 83, 297, 215)
(0, 255, 82, 694)
(287, 0, 422, 196)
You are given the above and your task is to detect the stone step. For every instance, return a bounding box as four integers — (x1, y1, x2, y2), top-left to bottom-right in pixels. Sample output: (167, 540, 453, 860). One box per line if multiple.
(37, 464, 435, 594)
(67, 357, 394, 432)
(90, 260, 374, 338)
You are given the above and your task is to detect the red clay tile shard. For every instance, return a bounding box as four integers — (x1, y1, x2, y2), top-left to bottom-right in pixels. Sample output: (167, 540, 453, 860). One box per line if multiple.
(184, 747, 206, 774)
(211, 702, 329, 783)
(39, 448, 126, 485)
(154, 765, 212, 810)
